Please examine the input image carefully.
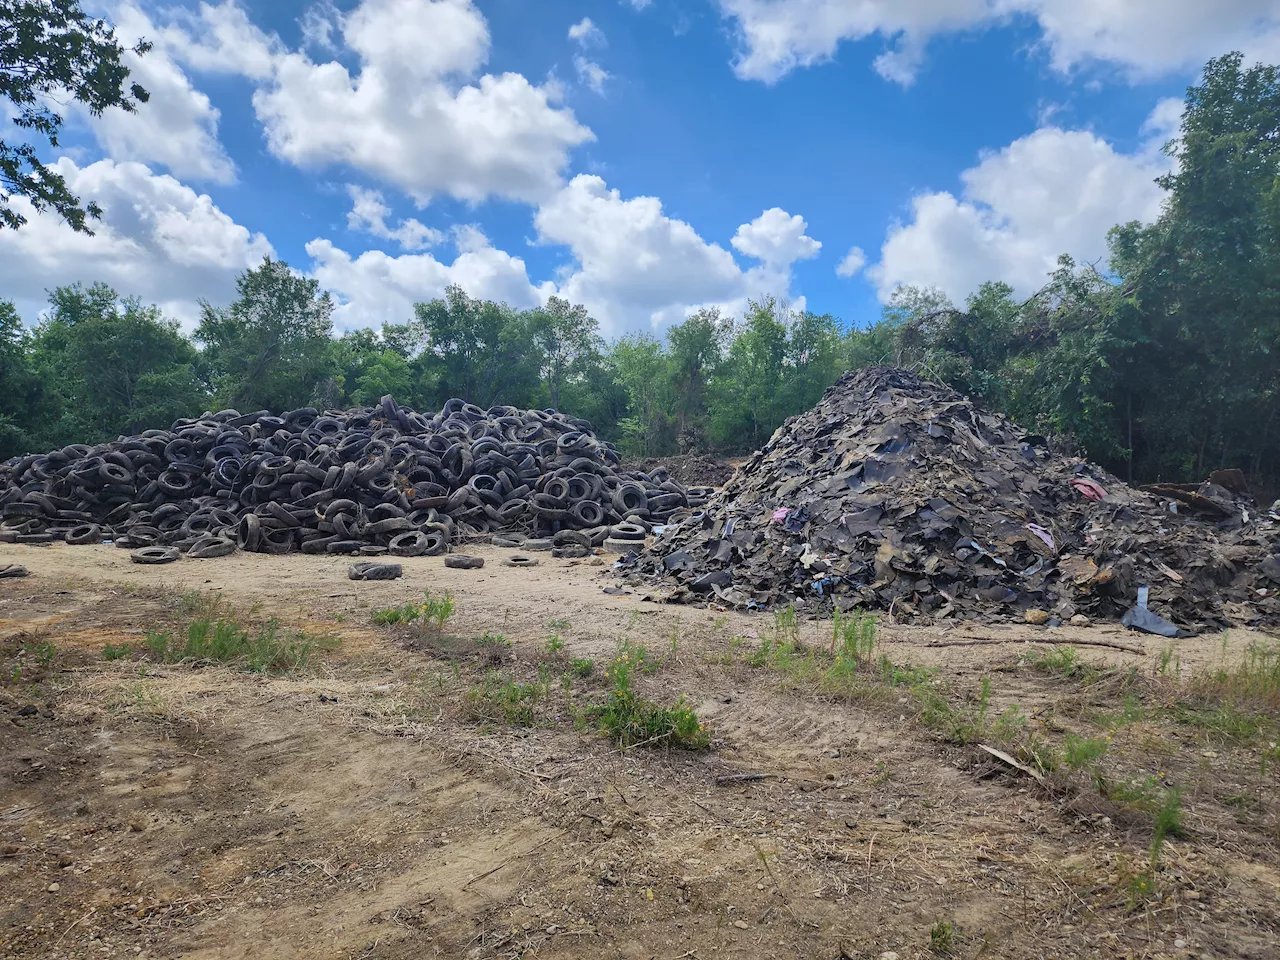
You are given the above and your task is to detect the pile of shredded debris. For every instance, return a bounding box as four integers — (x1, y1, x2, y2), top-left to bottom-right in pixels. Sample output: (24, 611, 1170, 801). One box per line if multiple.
(620, 367, 1280, 632)
(622, 455, 738, 488)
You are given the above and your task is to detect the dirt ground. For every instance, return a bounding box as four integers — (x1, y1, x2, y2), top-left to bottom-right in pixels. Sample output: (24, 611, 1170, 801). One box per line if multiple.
(1, 543, 1278, 960)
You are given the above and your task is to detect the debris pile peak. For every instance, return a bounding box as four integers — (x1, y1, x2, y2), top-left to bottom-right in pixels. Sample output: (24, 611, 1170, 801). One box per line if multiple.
(622, 367, 1279, 630)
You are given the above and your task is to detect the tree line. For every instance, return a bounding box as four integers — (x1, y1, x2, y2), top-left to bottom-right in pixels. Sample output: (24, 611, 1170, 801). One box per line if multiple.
(2, 54, 1278, 492)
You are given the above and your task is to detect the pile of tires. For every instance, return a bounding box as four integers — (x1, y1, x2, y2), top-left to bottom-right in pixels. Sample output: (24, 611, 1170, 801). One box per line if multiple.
(0, 396, 694, 558)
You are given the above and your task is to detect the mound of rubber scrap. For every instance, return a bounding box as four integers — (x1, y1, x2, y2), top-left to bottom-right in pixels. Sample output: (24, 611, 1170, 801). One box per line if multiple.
(620, 367, 1280, 631)
(0, 396, 702, 559)
(623, 455, 737, 488)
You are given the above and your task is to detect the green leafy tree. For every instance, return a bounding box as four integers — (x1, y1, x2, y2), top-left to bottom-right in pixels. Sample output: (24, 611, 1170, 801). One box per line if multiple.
(410, 286, 540, 408)
(196, 257, 336, 412)
(527, 296, 603, 411)
(709, 296, 789, 450)
(1, 0, 150, 231)
(780, 310, 844, 415)
(610, 333, 676, 456)
(29, 283, 206, 440)
(666, 307, 729, 450)
(0, 298, 50, 456)
(557, 344, 627, 437)
(1110, 52, 1280, 482)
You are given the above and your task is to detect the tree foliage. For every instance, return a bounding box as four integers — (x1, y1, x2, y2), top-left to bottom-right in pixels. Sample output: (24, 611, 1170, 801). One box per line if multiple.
(1, 0, 150, 231)
(1, 53, 1277, 493)
(196, 257, 336, 412)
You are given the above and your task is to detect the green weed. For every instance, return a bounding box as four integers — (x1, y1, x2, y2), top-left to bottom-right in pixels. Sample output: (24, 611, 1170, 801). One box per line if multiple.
(1063, 733, 1109, 771)
(1097, 694, 1146, 729)
(617, 639, 660, 675)
(22, 640, 57, 665)
(830, 607, 877, 670)
(773, 605, 799, 645)
(422, 590, 456, 631)
(989, 704, 1029, 744)
(545, 634, 566, 654)
(1106, 775, 1186, 861)
(372, 603, 420, 626)
(569, 657, 594, 677)
(597, 647, 708, 749)
(1126, 868, 1159, 907)
(916, 676, 992, 746)
(141, 618, 328, 674)
(463, 671, 545, 726)
(879, 656, 933, 687)
(372, 590, 457, 631)
(929, 920, 959, 956)
(177, 590, 228, 619)
(1021, 645, 1099, 682)
(1194, 642, 1280, 707)
(102, 643, 131, 661)
(1168, 702, 1271, 741)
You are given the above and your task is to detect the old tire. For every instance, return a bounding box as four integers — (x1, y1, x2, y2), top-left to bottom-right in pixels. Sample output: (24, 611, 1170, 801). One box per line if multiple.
(131, 546, 180, 565)
(503, 555, 539, 568)
(444, 554, 484, 570)
(388, 531, 428, 557)
(603, 538, 643, 553)
(348, 561, 403, 580)
(65, 523, 103, 545)
(187, 535, 236, 559)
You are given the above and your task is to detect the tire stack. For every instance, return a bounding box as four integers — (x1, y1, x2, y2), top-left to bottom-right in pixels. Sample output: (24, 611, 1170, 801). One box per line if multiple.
(0, 396, 693, 559)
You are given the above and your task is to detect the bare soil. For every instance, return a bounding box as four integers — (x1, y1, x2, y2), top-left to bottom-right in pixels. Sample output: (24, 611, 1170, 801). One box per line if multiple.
(1, 542, 1278, 960)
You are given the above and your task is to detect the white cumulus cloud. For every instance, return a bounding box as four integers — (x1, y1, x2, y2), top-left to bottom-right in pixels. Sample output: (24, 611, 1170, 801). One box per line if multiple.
(150, 0, 593, 205)
(80, 3, 235, 182)
(306, 228, 552, 331)
(731, 208, 822, 266)
(836, 246, 867, 278)
(0, 159, 273, 327)
(533, 175, 819, 334)
(569, 17, 606, 46)
(346, 186, 443, 251)
(575, 56, 611, 93)
(867, 113, 1170, 303)
(717, 0, 1280, 84)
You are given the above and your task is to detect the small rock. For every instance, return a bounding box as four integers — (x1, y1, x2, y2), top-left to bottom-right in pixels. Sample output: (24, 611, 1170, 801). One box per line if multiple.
(1070, 614, 1090, 627)
(129, 821, 145, 833)
(880, 953, 900, 960)
(824, 748, 841, 758)
(732, 920, 749, 930)
(47, 882, 60, 893)
(1024, 609, 1050, 625)
(16, 705, 38, 717)
(1174, 939, 1187, 949)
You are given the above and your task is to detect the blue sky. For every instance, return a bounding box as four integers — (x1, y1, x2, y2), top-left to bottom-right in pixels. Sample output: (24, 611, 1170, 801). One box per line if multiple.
(3, 0, 1275, 337)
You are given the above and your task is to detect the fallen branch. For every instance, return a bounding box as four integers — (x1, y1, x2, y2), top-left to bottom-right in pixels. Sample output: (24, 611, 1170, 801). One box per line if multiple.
(462, 834, 563, 890)
(715, 773, 773, 786)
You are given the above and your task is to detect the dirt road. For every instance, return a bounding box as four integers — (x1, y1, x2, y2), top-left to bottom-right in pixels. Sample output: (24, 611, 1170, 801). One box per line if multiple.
(2, 543, 1277, 959)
